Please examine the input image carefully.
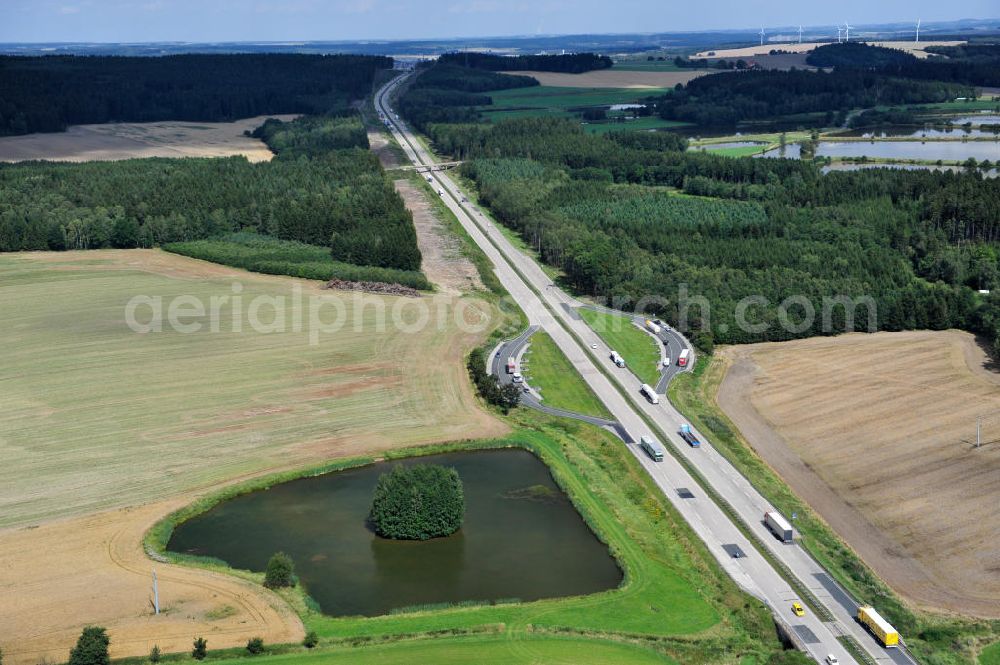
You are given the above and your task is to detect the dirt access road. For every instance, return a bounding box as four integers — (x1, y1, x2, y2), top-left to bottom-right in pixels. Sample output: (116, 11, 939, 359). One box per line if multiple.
(718, 330, 1000, 617)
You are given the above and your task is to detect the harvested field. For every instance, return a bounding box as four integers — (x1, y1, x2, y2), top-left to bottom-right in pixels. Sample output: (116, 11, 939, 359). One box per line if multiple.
(717, 330, 1000, 617)
(0, 500, 303, 665)
(0, 115, 297, 163)
(692, 41, 964, 60)
(0, 249, 506, 661)
(394, 179, 482, 295)
(0, 250, 504, 529)
(502, 69, 710, 89)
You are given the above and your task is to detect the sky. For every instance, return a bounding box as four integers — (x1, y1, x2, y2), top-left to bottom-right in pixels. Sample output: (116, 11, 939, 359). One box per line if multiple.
(1, 0, 997, 43)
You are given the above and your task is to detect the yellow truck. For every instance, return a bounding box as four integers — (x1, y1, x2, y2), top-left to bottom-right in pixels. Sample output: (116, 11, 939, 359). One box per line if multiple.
(857, 606, 899, 647)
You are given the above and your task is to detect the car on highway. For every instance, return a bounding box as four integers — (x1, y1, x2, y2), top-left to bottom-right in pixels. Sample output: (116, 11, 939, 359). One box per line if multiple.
(512, 372, 523, 383)
(426, 175, 432, 182)
(791, 602, 805, 617)
(825, 656, 839, 665)
(590, 343, 598, 349)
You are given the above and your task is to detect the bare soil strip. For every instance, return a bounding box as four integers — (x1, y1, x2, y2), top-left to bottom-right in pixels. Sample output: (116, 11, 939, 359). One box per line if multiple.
(394, 179, 483, 295)
(0, 116, 297, 163)
(368, 129, 400, 168)
(717, 330, 1000, 617)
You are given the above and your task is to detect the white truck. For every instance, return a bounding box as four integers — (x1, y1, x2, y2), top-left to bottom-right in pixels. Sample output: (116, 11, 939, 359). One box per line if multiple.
(764, 511, 794, 543)
(640, 383, 659, 404)
(609, 351, 626, 368)
(677, 348, 690, 367)
(645, 319, 661, 335)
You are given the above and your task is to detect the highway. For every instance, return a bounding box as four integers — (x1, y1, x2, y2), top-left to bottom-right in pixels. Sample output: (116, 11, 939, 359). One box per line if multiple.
(377, 72, 916, 665)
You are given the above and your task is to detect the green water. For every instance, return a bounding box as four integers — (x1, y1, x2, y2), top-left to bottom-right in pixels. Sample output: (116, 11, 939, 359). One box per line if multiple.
(168, 449, 622, 617)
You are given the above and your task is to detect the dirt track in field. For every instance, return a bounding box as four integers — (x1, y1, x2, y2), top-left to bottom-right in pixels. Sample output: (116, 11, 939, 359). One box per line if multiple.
(0, 499, 303, 665)
(503, 69, 711, 89)
(0, 116, 297, 163)
(718, 330, 1000, 617)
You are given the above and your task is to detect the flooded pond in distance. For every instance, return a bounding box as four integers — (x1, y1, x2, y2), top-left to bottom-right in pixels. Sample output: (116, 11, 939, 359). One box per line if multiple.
(950, 115, 1000, 126)
(759, 141, 1000, 162)
(168, 449, 622, 617)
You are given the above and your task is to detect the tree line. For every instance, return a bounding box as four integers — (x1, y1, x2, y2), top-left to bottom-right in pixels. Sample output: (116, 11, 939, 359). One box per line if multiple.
(0, 54, 392, 136)
(807, 42, 1000, 88)
(437, 52, 612, 73)
(657, 68, 975, 126)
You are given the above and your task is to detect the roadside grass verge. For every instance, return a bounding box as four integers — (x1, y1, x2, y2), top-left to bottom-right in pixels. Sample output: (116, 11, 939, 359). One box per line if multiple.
(578, 308, 662, 386)
(521, 331, 612, 419)
(669, 354, 1000, 665)
(164, 232, 430, 290)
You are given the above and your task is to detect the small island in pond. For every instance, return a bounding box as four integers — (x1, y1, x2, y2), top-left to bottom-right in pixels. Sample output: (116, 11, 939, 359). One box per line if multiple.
(369, 464, 465, 540)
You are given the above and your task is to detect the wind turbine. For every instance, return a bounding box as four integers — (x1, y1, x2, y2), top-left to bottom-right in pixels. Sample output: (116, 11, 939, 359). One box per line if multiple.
(798, 25, 803, 43)
(759, 27, 766, 46)
(915, 18, 921, 43)
(844, 21, 852, 42)
(836, 25, 843, 43)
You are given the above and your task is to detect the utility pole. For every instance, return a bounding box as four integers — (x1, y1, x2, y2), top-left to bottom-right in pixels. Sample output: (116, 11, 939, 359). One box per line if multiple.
(152, 569, 160, 615)
(977, 416, 982, 449)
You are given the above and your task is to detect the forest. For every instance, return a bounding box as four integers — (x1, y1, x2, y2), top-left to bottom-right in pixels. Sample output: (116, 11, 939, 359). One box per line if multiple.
(656, 68, 975, 126)
(0, 114, 424, 281)
(0, 54, 392, 136)
(437, 52, 612, 73)
(807, 42, 1000, 87)
(397, 55, 1000, 351)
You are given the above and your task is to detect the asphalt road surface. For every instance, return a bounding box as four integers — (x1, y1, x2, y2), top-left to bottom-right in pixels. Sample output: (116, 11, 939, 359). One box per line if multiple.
(377, 73, 915, 665)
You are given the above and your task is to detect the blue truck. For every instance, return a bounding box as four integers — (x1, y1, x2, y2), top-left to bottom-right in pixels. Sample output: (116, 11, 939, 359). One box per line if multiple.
(679, 424, 701, 448)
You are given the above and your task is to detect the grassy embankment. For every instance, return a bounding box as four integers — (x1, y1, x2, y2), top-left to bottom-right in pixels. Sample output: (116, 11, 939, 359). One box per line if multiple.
(980, 642, 1000, 665)
(199, 635, 678, 665)
(578, 308, 662, 386)
(520, 331, 612, 418)
(149, 407, 798, 664)
(164, 232, 431, 290)
(669, 355, 1000, 665)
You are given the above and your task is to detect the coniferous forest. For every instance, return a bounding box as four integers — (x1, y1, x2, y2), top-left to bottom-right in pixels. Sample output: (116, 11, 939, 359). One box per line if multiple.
(0, 54, 392, 136)
(400, 56, 1000, 352)
(0, 56, 425, 285)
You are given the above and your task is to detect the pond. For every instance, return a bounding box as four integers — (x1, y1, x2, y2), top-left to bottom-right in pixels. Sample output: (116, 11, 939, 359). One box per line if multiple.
(950, 115, 1000, 126)
(759, 140, 1000, 162)
(167, 449, 623, 617)
(835, 126, 1000, 139)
